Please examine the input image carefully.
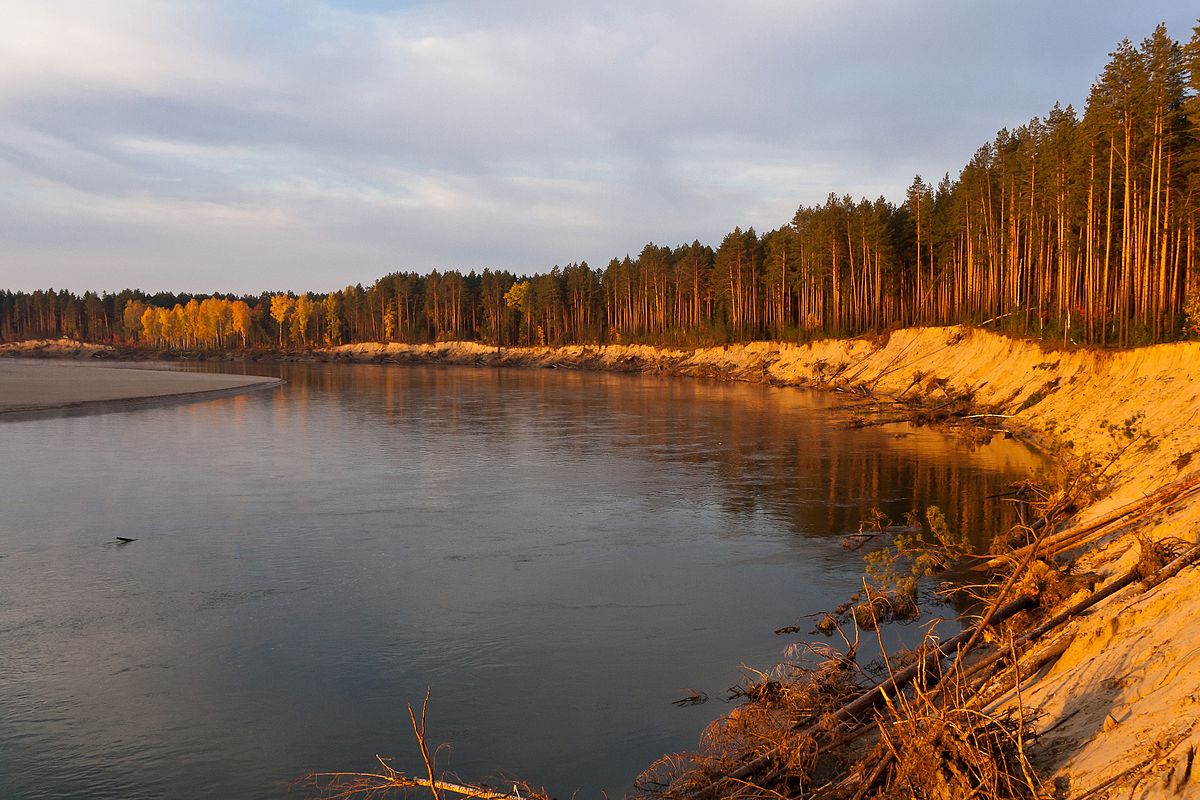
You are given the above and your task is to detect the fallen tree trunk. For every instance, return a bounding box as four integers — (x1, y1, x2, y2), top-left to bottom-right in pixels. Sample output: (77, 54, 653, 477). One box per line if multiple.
(981, 474, 1200, 571)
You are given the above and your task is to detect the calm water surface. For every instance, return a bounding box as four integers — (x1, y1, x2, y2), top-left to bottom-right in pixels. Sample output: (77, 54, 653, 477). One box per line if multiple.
(0, 363, 1039, 798)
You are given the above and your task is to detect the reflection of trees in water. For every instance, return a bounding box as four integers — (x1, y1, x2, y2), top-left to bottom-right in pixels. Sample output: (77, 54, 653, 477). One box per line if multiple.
(699, 406, 1027, 548)
(277, 363, 1035, 547)
(763, 443, 1025, 549)
(490, 369, 1038, 549)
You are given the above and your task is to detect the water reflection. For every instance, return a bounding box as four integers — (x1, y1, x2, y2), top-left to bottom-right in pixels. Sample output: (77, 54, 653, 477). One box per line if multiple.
(270, 363, 1037, 547)
(0, 363, 1037, 800)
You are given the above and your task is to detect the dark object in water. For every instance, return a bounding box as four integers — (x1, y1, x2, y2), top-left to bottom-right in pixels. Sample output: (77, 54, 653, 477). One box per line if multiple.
(671, 690, 709, 707)
(115, 537, 137, 544)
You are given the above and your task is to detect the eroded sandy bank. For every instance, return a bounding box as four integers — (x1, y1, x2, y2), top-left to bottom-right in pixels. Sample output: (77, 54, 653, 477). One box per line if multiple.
(0, 338, 116, 359)
(328, 328, 1200, 797)
(0, 361, 282, 417)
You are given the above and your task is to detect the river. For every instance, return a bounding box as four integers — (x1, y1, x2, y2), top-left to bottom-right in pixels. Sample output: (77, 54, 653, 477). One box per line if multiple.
(0, 362, 1038, 798)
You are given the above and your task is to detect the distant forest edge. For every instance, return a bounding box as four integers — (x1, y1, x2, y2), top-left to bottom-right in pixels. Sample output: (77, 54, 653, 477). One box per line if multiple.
(4, 23, 1200, 351)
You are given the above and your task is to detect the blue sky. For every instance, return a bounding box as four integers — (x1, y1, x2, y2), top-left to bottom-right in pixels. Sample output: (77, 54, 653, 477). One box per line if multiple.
(0, 1, 1195, 294)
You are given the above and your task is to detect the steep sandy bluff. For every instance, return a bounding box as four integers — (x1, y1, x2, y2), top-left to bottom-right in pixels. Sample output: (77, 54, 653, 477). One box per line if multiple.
(695, 328, 1200, 797)
(757, 327, 1200, 797)
(332, 327, 1200, 796)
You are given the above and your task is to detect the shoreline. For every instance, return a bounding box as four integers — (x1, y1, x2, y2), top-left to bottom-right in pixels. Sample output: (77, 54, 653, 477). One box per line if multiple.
(0, 360, 284, 420)
(297, 330, 1200, 795)
(6, 328, 1200, 793)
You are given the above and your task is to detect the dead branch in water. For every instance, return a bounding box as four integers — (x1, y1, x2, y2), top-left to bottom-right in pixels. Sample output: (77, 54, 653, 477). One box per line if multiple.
(307, 690, 549, 800)
(312, 756, 538, 800)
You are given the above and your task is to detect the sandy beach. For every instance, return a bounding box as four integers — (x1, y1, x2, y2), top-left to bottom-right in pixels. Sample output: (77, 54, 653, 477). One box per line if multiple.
(0, 361, 282, 416)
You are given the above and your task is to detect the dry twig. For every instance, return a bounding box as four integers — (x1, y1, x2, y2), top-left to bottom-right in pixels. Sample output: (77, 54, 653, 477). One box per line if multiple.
(307, 690, 549, 800)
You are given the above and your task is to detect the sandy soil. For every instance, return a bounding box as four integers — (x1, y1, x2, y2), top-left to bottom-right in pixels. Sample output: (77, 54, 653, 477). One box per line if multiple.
(0, 338, 116, 358)
(328, 329, 1200, 797)
(0, 361, 282, 416)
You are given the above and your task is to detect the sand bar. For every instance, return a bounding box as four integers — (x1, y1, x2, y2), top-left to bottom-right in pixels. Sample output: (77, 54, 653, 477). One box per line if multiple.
(0, 361, 282, 416)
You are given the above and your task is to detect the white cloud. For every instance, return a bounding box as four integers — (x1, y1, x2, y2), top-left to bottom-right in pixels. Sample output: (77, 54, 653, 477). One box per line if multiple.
(0, 2, 258, 99)
(0, 0, 1195, 292)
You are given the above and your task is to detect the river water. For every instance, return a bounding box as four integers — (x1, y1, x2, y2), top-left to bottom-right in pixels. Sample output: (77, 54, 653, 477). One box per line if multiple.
(0, 362, 1039, 799)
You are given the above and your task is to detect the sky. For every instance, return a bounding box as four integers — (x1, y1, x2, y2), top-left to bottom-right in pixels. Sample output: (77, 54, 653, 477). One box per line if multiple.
(0, 1, 1196, 294)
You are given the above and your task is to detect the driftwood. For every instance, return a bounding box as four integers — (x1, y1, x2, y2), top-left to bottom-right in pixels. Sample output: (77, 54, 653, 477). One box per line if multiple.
(316, 763, 533, 800)
(309, 691, 548, 800)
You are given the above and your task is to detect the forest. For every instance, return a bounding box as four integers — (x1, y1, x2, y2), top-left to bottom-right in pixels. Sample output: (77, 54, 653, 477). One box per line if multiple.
(3, 23, 1199, 351)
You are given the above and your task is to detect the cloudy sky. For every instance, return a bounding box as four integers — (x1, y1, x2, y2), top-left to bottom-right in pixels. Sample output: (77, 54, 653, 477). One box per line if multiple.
(0, 1, 1195, 294)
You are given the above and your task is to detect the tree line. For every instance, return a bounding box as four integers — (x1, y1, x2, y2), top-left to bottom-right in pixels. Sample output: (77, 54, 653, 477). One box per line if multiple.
(3, 22, 1199, 350)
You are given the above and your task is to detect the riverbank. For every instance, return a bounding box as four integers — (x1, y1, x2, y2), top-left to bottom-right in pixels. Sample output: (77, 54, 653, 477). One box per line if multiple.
(324, 329, 1200, 796)
(0, 361, 283, 418)
(5, 327, 1200, 794)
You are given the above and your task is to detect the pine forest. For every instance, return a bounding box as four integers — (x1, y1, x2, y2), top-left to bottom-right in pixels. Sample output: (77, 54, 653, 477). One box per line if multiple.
(4, 24, 1200, 352)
